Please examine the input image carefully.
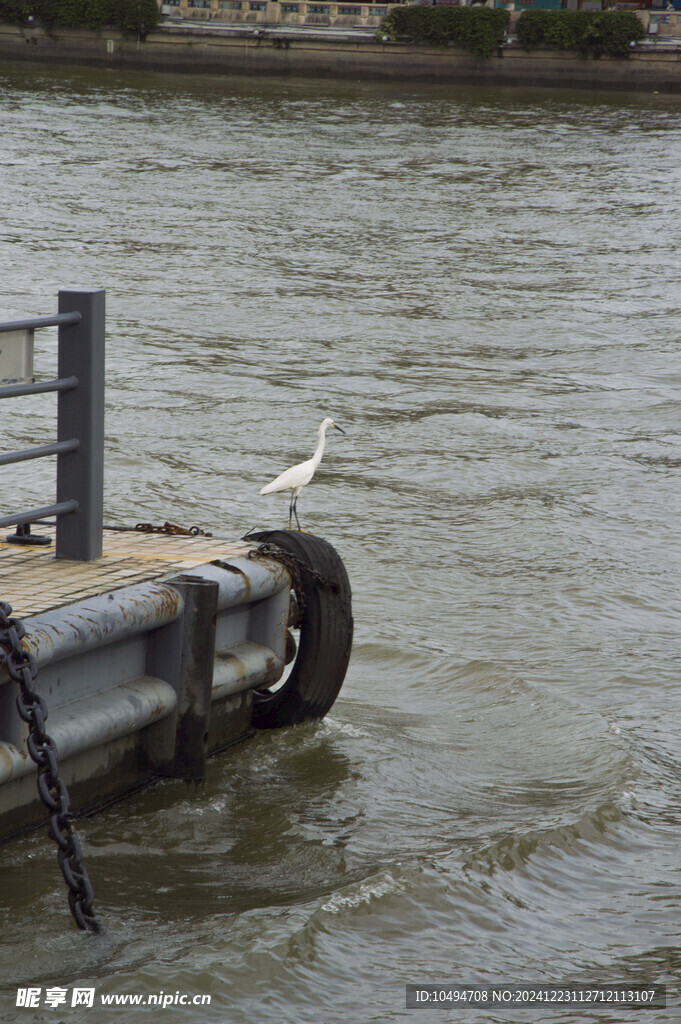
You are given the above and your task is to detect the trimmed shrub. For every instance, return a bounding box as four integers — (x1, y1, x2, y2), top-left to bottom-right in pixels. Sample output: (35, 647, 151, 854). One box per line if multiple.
(597, 10, 646, 56)
(31, 0, 59, 27)
(380, 6, 510, 58)
(0, 0, 33, 25)
(516, 10, 645, 58)
(0, 0, 159, 34)
(109, 0, 158, 35)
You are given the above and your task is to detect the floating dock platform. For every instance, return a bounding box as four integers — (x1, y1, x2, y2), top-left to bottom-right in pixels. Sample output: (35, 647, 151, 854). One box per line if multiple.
(0, 290, 352, 852)
(0, 526, 293, 840)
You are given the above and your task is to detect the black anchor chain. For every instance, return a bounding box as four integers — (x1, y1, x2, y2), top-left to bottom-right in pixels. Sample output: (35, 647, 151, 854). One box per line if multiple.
(0, 602, 100, 933)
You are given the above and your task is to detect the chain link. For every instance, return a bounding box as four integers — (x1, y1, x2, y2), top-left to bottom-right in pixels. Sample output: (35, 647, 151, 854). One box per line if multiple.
(247, 542, 340, 625)
(134, 521, 212, 537)
(0, 602, 100, 933)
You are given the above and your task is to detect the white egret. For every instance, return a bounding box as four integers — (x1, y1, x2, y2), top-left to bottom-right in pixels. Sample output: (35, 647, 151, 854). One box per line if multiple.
(259, 417, 346, 530)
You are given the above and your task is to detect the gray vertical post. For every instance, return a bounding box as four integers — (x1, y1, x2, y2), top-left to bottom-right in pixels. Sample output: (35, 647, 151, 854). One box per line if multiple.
(56, 289, 105, 561)
(172, 577, 219, 780)
(146, 576, 219, 780)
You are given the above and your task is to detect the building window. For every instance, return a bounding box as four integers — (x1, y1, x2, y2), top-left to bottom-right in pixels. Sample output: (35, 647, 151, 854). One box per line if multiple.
(369, 5, 386, 12)
(250, 1, 267, 8)
(308, 3, 330, 11)
(219, 0, 242, 6)
(281, 2, 299, 9)
(338, 4, 359, 10)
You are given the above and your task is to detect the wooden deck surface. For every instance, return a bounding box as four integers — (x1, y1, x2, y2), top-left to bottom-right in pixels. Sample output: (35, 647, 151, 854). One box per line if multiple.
(0, 526, 252, 618)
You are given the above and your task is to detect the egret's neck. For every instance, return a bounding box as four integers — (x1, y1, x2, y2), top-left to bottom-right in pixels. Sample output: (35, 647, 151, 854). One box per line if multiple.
(312, 424, 328, 468)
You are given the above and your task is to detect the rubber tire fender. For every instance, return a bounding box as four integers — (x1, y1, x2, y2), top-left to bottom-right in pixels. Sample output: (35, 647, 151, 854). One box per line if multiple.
(247, 530, 353, 729)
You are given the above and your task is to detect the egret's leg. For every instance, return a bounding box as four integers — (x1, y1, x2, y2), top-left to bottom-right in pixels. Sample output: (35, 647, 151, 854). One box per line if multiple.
(288, 493, 294, 530)
(292, 493, 301, 531)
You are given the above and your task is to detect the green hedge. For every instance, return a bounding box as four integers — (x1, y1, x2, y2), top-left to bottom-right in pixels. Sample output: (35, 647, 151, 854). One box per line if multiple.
(516, 10, 645, 58)
(0, 0, 159, 34)
(379, 6, 511, 58)
(0, 0, 31, 22)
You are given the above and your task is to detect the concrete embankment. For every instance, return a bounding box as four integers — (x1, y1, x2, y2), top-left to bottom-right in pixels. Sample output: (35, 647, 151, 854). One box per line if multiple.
(1, 21, 680, 91)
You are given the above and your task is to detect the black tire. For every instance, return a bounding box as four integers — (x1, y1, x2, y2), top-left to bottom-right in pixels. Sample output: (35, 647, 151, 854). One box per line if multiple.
(246, 530, 353, 729)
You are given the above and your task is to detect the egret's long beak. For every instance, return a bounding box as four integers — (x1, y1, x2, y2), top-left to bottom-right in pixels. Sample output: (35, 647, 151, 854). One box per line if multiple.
(334, 424, 346, 435)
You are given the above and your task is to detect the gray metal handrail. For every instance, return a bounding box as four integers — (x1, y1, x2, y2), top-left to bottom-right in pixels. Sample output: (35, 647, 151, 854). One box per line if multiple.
(0, 439, 80, 467)
(0, 289, 105, 561)
(0, 376, 79, 400)
(0, 501, 80, 531)
(0, 311, 82, 333)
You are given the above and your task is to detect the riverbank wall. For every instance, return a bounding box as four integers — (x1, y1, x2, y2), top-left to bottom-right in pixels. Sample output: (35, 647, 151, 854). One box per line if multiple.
(1, 21, 680, 91)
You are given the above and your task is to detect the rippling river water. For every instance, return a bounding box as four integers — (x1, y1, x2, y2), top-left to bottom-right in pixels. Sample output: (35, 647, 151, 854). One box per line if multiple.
(1, 58, 680, 1023)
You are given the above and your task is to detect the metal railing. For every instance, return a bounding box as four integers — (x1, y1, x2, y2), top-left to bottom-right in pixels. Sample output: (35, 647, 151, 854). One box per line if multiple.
(0, 289, 105, 561)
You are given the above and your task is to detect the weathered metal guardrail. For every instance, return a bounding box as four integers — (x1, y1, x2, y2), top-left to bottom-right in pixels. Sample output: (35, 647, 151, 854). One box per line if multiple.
(0, 288, 104, 561)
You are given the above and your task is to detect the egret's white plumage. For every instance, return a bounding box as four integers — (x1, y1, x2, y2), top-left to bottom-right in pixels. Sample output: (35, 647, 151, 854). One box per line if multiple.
(260, 417, 345, 529)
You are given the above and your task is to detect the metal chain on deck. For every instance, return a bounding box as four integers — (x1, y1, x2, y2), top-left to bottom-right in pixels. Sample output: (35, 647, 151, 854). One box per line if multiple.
(0, 602, 100, 933)
(133, 521, 213, 537)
